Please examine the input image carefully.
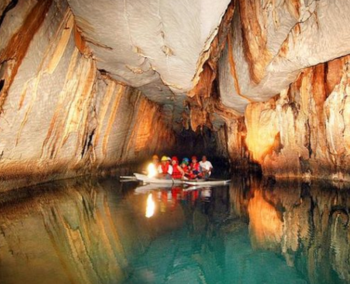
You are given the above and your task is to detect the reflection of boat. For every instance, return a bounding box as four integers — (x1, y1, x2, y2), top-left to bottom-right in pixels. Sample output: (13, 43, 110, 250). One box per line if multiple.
(183, 185, 211, 191)
(201, 189, 212, 198)
(133, 173, 230, 186)
(134, 183, 173, 194)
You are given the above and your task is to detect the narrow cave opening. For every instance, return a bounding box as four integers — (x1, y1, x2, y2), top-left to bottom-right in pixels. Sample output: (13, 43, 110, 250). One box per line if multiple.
(0, 79, 4, 92)
(170, 127, 232, 177)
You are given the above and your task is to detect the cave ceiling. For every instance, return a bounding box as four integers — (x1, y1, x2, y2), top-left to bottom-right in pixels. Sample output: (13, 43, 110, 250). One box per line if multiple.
(66, 0, 350, 130)
(67, 0, 231, 126)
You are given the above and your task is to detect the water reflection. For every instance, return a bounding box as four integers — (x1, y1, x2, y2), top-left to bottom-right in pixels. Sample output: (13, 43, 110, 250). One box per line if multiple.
(230, 177, 350, 284)
(145, 193, 155, 218)
(0, 176, 349, 283)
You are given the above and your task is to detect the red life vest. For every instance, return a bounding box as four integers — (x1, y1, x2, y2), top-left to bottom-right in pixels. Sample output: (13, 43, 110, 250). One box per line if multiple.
(161, 163, 169, 174)
(189, 162, 202, 179)
(172, 165, 182, 179)
(191, 162, 200, 172)
(181, 165, 189, 173)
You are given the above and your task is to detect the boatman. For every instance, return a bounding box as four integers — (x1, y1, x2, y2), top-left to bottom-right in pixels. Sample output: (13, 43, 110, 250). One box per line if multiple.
(147, 155, 160, 177)
(199, 155, 213, 178)
(158, 156, 173, 179)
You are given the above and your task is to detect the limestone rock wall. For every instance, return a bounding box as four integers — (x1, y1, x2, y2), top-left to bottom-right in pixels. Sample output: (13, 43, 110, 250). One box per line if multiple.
(2, 0, 350, 184)
(218, 0, 350, 180)
(225, 55, 350, 180)
(218, 0, 350, 113)
(0, 1, 175, 191)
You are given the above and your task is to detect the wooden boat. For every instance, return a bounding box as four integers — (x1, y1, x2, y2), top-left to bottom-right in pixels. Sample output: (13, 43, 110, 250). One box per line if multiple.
(134, 173, 183, 184)
(184, 179, 231, 186)
(133, 173, 230, 186)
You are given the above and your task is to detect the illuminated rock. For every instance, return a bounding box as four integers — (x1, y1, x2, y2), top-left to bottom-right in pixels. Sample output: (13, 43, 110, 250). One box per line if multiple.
(2, 0, 350, 185)
(228, 56, 350, 180)
(219, 0, 350, 113)
(0, 1, 175, 190)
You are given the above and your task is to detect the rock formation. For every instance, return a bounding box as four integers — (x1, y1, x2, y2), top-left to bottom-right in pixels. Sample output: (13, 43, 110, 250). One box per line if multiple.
(2, 0, 350, 188)
(0, 1, 176, 190)
(219, 0, 350, 180)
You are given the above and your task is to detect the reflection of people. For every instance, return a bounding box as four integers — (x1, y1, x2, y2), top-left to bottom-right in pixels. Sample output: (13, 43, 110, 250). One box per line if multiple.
(171, 187, 182, 211)
(191, 190, 199, 205)
(171, 156, 184, 179)
(147, 155, 160, 177)
(158, 156, 173, 179)
(199, 156, 213, 178)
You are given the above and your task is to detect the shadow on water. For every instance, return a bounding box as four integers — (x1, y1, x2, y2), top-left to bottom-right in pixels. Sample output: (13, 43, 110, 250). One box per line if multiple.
(0, 175, 349, 284)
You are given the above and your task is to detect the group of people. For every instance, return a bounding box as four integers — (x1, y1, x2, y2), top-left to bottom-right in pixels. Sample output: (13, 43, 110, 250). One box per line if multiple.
(147, 155, 213, 180)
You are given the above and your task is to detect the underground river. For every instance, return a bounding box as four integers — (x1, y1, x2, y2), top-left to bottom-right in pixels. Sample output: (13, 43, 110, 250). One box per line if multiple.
(0, 175, 349, 284)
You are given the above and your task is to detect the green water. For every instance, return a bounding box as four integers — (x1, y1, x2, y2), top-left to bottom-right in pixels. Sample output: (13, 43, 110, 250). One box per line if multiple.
(0, 176, 349, 284)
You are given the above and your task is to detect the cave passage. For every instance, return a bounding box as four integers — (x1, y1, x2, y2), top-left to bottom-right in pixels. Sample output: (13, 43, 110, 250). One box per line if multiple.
(1, 1, 350, 283)
(1, 0, 350, 187)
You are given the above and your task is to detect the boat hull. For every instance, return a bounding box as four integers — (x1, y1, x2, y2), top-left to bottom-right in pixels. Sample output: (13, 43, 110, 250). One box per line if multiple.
(134, 173, 183, 184)
(133, 173, 230, 186)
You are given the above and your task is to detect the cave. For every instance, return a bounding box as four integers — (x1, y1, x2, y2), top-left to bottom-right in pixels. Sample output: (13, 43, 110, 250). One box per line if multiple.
(1, 1, 350, 283)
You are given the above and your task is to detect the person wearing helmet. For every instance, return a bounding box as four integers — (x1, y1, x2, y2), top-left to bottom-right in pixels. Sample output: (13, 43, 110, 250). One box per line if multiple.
(158, 156, 173, 179)
(190, 156, 202, 179)
(180, 158, 190, 179)
(199, 155, 213, 178)
(182, 157, 190, 165)
(171, 156, 184, 179)
(146, 155, 160, 177)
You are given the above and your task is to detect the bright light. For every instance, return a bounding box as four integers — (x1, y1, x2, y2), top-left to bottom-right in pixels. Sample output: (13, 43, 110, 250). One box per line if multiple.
(145, 193, 155, 218)
(147, 163, 157, 178)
